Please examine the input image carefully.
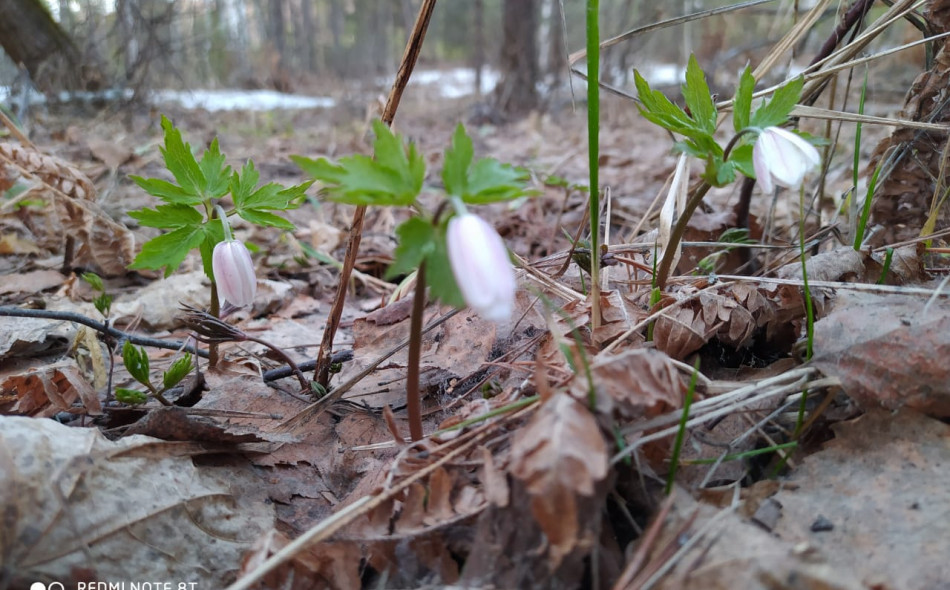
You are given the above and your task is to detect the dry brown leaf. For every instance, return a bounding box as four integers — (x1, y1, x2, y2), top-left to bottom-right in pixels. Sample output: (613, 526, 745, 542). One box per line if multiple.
(509, 393, 609, 565)
(0, 316, 73, 360)
(0, 269, 65, 297)
(0, 142, 96, 200)
(811, 291, 950, 416)
(0, 359, 101, 416)
(770, 409, 950, 590)
(239, 530, 361, 590)
(571, 349, 683, 420)
(646, 489, 864, 590)
(0, 415, 273, 587)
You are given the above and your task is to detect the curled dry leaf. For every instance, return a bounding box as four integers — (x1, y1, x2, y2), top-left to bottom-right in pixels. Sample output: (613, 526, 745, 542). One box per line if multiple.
(654, 282, 804, 360)
(0, 359, 101, 416)
(0, 141, 136, 276)
(239, 529, 361, 590)
(810, 291, 950, 416)
(509, 393, 609, 565)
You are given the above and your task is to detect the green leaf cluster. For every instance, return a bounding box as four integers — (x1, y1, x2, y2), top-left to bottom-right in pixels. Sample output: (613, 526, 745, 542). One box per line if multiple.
(82, 272, 113, 317)
(291, 120, 424, 206)
(119, 341, 193, 405)
(128, 116, 307, 278)
(295, 122, 529, 309)
(442, 124, 531, 204)
(635, 57, 807, 188)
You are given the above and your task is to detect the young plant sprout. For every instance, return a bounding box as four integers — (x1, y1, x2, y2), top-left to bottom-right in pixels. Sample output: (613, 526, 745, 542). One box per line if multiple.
(212, 206, 257, 308)
(634, 56, 825, 289)
(752, 126, 822, 193)
(446, 211, 516, 323)
(294, 121, 531, 440)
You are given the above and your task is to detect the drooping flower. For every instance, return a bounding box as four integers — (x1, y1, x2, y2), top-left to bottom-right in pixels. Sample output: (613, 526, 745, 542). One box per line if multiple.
(212, 239, 257, 307)
(446, 213, 516, 322)
(752, 126, 821, 193)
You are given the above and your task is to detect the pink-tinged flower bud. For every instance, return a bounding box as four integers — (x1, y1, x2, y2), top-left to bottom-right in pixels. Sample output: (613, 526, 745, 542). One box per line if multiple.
(752, 126, 821, 194)
(212, 239, 257, 307)
(447, 213, 516, 322)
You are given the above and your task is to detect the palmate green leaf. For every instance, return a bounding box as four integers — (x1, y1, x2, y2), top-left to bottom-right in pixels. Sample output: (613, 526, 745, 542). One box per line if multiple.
(443, 123, 474, 196)
(462, 159, 530, 204)
(159, 115, 205, 198)
(750, 76, 804, 129)
(122, 341, 151, 387)
(163, 353, 193, 389)
(634, 70, 696, 135)
(199, 138, 231, 198)
(128, 224, 207, 277)
(682, 54, 716, 134)
(237, 208, 295, 230)
(387, 217, 435, 279)
(292, 122, 424, 207)
(130, 176, 204, 206)
(733, 66, 755, 132)
(128, 204, 204, 229)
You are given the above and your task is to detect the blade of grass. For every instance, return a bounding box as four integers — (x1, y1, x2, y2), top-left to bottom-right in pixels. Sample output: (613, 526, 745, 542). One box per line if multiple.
(586, 0, 601, 329)
(665, 359, 699, 495)
(684, 441, 798, 464)
(796, 187, 815, 436)
(854, 161, 882, 250)
(877, 247, 894, 284)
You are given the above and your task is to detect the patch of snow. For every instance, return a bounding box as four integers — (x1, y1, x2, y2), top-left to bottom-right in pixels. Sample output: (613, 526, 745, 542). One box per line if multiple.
(377, 67, 500, 99)
(151, 89, 336, 111)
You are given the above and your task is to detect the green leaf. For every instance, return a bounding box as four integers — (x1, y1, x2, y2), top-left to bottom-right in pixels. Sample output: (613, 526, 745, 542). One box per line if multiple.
(750, 77, 804, 129)
(198, 221, 225, 281)
(292, 122, 424, 207)
(159, 115, 206, 198)
(425, 227, 465, 308)
(237, 208, 295, 230)
(387, 217, 436, 279)
(198, 138, 231, 198)
(130, 176, 204, 206)
(163, 354, 193, 389)
(733, 66, 755, 132)
(115, 388, 149, 405)
(128, 204, 204, 229)
(462, 160, 530, 204)
(128, 224, 207, 277)
(711, 159, 736, 186)
(229, 160, 261, 207)
(81, 272, 104, 292)
(634, 70, 697, 136)
(122, 341, 151, 387)
(682, 54, 716, 133)
(93, 293, 113, 316)
(443, 123, 474, 196)
(729, 144, 755, 179)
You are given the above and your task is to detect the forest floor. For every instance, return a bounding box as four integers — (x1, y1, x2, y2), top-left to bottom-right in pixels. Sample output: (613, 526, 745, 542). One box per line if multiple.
(1, 84, 949, 590)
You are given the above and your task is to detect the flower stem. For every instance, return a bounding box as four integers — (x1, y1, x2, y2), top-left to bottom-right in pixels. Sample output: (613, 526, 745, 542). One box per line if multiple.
(655, 182, 712, 290)
(215, 205, 233, 241)
(406, 262, 427, 441)
(209, 282, 220, 367)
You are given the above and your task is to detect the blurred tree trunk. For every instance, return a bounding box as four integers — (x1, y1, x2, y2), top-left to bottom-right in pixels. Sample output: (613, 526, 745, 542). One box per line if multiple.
(546, 0, 564, 90)
(472, 0, 484, 96)
(300, 0, 317, 72)
(0, 0, 102, 91)
(493, 0, 540, 117)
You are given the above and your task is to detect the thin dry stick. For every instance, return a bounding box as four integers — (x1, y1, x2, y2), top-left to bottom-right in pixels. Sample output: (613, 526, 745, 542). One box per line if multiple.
(0, 108, 34, 148)
(312, 0, 437, 388)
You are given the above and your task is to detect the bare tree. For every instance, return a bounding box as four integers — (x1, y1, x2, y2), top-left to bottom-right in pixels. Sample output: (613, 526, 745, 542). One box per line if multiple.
(493, 0, 540, 117)
(0, 0, 102, 91)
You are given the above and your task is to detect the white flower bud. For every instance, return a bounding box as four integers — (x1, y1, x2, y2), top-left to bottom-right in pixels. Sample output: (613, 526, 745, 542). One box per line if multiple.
(447, 213, 516, 322)
(753, 126, 821, 193)
(212, 239, 257, 307)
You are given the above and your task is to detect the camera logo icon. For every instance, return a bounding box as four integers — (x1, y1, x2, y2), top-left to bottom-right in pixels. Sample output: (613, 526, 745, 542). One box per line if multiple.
(30, 583, 65, 590)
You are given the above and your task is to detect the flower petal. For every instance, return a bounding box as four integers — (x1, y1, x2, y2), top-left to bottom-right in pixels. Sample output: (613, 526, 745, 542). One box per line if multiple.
(447, 214, 515, 322)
